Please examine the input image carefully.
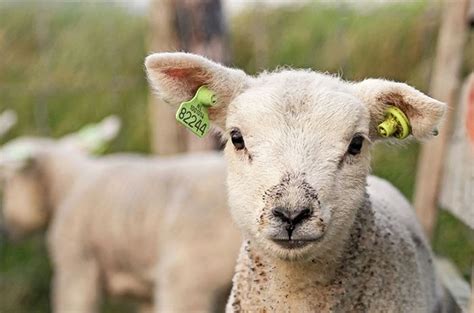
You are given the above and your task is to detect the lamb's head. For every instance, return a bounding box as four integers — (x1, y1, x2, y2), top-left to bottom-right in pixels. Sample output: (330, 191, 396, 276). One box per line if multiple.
(0, 116, 121, 240)
(145, 52, 445, 261)
(0, 138, 54, 239)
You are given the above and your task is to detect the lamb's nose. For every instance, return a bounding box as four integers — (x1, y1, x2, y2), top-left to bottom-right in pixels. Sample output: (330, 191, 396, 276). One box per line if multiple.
(272, 207, 312, 238)
(272, 207, 312, 224)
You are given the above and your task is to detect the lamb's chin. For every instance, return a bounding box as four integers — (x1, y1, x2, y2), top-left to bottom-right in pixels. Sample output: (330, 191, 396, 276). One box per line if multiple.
(259, 239, 317, 262)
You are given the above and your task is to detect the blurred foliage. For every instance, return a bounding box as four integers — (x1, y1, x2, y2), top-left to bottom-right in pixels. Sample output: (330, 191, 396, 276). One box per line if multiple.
(371, 142, 420, 199)
(231, 1, 474, 95)
(231, 2, 438, 87)
(434, 210, 474, 281)
(0, 236, 51, 312)
(0, 1, 149, 153)
(0, 1, 473, 313)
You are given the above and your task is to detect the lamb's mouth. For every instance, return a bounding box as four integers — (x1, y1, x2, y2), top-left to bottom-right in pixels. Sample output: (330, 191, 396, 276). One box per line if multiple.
(272, 239, 318, 250)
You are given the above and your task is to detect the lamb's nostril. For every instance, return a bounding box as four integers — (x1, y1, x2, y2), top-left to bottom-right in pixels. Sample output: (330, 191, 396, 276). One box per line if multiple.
(271, 207, 312, 226)
(272, 207, 291, 223)
(292, 208, 312, 225)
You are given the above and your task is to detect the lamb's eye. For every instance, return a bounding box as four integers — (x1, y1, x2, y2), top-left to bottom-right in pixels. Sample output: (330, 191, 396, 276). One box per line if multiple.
(348, 135, 364, 155)
(230, 128, 245, 150)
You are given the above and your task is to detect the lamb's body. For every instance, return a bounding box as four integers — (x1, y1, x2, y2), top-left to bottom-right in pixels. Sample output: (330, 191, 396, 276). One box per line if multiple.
(227, 176, 440, 312)
(49, 152, 240, 312)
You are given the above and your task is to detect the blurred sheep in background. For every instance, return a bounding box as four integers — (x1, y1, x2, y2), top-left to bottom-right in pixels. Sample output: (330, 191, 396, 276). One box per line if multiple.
(48, 152, 239, 313)
(0, 116, 240, 313)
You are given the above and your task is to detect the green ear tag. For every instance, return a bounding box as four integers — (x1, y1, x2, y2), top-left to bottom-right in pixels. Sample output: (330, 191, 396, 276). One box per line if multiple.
(176, 86, 216, 138)
(377, 106, 411, 139)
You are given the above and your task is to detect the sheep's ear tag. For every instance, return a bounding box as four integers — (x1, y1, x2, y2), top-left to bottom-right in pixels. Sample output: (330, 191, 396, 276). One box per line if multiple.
(176, 86, 216, 138)
(377, 106, 411, 139)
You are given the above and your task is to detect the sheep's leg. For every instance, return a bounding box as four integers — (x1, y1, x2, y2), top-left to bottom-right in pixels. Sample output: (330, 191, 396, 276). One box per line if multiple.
(52, 258, 101, 313)
(155, 250, 217, 313)
(155, 282, 215, 313)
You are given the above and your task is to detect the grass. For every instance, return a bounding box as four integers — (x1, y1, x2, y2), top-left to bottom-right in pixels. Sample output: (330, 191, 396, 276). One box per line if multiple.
(0, 236, 51, 313)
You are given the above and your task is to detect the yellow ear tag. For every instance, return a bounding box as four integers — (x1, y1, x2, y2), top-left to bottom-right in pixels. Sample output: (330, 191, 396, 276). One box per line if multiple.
(377, 106, 411, 139)
(176, 86, 216, 138)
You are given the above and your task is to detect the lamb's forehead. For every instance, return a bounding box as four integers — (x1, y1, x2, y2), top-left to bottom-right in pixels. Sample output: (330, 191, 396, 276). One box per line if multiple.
(227, 70, 368, 136)
(255, 69, 345, 90)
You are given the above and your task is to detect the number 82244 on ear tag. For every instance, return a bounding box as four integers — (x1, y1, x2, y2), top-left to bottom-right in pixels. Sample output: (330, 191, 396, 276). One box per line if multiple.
(176, 86, 216, 138)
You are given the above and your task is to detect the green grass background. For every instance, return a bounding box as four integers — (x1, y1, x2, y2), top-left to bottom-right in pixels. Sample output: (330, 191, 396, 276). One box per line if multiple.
(0, 1, 472, 312)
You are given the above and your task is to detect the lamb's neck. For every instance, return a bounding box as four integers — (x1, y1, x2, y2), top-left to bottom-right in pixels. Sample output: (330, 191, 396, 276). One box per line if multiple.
(38, 149, 90, 211)
(245, 238, 346, 294)
(271, 255, 340, 290)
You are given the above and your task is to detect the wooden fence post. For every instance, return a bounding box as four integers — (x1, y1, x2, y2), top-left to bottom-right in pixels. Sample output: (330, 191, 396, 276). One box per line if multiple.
(174, 0, 229, 152)
(413, 0, 470, 239)
(439, 74, 474, 229)
(148, 0, 228, 154)
(148, 0, 187, 155)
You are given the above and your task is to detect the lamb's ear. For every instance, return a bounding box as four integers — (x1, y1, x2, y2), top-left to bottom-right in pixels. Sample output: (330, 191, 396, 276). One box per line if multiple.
(145, 52, 248, 130)
(0, 142, 35, 176)
(353, 79, 446, 140)
(59, 115, 121, 155)
(0, 110, 17, 138)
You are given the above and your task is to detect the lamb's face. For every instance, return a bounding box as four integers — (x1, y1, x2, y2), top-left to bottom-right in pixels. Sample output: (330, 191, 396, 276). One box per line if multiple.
(1, 167, 49, 240)
(145, 52, 446, 261)
(0, 140, 49, 240)
(224, 72, 371, 260)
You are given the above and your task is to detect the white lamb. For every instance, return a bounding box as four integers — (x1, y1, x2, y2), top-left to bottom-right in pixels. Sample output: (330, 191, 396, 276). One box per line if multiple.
(0, 119, 240, 312)
(145, 52, 446, 313)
